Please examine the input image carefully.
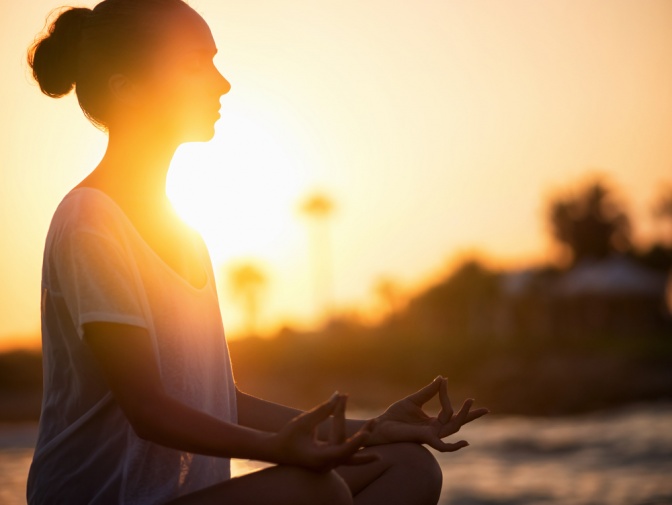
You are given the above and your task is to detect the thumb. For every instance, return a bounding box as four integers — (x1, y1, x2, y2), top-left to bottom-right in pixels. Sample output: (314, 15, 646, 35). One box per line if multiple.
(407, 376, 443, 406)
(294, 392, 340, 431)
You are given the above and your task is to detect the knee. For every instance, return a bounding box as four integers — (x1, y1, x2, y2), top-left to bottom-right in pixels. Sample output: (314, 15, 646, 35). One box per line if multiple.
(287, 467, 353, 505)
(386, 443, 443, 501)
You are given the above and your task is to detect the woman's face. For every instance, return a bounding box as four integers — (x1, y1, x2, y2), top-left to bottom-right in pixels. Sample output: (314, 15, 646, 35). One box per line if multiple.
(132, 9, 231, 144)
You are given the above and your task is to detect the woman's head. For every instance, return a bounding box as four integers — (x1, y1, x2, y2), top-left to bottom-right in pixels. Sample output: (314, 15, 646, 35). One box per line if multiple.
(28, 0, 230, 141)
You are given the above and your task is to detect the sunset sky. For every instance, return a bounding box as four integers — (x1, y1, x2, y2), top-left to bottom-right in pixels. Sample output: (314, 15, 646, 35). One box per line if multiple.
(1, 0, 671, 348)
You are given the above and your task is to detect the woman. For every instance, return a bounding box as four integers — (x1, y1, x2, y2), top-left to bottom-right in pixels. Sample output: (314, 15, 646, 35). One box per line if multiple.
(26, 1, 488, 503)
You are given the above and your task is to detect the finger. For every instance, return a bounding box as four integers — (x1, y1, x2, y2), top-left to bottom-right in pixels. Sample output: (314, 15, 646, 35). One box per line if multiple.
(341, 418, 376, 451)
(295, 392, 340, 431)
(438, 398, 474, 438)
(426, 438, 469, 452)
(322, 419, 377, 468)
(318, 429, 373, 469)
(342, 430, 372, 455)
(407, 376, 443, 406)
(437, 377, 453, 424)
(464, 407, 490, 424)
(454, 398, 474, 426)
(329, 395, 347, 445)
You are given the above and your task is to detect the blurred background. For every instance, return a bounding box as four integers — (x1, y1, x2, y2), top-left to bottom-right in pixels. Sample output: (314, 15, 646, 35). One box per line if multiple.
(1, 1, 671, 504)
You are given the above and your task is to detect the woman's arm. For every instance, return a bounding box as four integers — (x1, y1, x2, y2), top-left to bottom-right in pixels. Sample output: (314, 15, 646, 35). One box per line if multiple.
(236, 376, 489, 451)
(238, 378, 489, 452)
(236, 389, 369, 440)
(84, 322, 372, 470)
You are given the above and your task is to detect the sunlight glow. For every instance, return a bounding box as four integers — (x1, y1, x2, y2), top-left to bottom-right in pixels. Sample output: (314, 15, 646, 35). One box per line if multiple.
(167, 100, 307, 264)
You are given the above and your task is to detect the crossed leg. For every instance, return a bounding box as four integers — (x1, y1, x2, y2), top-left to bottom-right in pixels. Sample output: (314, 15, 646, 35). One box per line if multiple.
(167, 442, 442, 505)
(166, 464, 351, 505)
(338, 443, 443, 505)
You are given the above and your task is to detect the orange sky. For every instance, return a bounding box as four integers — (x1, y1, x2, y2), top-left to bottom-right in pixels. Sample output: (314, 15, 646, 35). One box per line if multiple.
(2, 0, 672, 349)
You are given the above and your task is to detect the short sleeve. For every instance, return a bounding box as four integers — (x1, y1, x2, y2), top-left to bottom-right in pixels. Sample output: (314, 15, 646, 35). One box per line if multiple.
(52, 229, 148, 339)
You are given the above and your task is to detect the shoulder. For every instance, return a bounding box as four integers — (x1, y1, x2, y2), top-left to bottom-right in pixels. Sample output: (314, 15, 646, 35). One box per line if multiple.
(47, 188, 131, 246)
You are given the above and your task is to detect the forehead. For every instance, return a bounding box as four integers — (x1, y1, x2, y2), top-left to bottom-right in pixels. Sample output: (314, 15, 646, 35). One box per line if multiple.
(155, 8, 217, 57)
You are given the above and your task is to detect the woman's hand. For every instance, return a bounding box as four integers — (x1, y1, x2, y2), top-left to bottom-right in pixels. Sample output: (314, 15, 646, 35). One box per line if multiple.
(367, 376, 489, 452)
(270, 393, 377, 472)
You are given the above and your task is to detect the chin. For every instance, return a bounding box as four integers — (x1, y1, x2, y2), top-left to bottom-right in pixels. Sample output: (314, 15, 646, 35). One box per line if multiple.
(181, 125, 217, 143)
(170, 110, 219, 143)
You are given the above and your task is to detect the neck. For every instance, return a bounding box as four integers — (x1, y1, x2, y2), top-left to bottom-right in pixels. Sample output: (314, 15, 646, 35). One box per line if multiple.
(86, 123, 180, 211)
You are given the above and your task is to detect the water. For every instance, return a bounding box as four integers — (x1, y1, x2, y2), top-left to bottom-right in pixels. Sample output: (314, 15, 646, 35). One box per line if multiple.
(2, 403, 671, 505)
(435, 403, 672, 505)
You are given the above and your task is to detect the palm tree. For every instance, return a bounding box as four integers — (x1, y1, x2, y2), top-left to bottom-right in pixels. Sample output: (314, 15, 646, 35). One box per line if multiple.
(228, 262, 267, 337)
(300, 192, 335, 321)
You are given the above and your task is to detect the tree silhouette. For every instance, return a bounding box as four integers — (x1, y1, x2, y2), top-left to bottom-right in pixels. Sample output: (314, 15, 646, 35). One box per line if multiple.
(300, 192, 335, 321)
(228, 262, 267, 337)
(548, 180, 631, 265)
(404, 259, 500, 339)
(652, 183, 672, 246)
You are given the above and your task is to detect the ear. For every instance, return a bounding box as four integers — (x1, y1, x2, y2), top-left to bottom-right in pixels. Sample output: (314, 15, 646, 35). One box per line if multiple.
(108, 73, 141, 106)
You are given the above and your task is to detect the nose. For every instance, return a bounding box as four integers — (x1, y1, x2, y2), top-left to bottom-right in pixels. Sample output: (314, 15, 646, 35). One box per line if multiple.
(217, 70, 231, 96)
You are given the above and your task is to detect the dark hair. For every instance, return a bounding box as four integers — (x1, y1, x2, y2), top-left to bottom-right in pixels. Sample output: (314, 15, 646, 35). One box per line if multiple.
(28, 0, 193, 129)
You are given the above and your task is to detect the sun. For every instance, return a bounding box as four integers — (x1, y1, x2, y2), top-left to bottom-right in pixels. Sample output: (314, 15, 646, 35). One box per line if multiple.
(166, 101, 308, 265)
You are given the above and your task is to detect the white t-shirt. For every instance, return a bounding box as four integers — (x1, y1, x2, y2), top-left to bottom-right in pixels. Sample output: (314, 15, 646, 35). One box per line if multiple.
(27, 187, 238, 505)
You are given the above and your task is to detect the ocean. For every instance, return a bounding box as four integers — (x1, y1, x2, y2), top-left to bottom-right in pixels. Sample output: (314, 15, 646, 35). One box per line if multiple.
(2, 403, 671, 505)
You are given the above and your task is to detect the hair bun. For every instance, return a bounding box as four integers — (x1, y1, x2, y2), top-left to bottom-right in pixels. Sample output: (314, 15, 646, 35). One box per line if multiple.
(28, 7, 92, 98)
